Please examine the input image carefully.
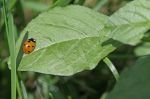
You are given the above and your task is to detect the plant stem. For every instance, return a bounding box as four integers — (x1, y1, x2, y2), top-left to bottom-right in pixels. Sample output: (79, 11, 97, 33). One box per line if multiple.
(21, 81, 28, 99)
(17, 76, 23, 99)
(103, 57, 119, 81)
(93, 0, 108, 11)
(49, 93, 54, 99)
(2, 0, 16, 98)
(9, 12, 17, 99)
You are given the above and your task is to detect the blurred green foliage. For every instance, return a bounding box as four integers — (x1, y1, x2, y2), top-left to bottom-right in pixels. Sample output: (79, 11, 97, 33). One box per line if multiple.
(106, 55, 150, 99)
(0, 0, 150, 99)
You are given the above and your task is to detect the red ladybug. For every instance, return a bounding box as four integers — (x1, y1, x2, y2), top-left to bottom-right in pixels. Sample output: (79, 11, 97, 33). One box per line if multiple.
(23, 38, 36, 54)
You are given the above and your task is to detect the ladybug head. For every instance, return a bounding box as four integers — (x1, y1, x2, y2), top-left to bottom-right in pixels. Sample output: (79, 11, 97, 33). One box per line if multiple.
(29, 38, 36, 43)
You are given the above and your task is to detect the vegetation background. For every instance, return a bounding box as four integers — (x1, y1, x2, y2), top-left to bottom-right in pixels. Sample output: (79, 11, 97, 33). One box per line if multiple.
(0, 0, 150, 99)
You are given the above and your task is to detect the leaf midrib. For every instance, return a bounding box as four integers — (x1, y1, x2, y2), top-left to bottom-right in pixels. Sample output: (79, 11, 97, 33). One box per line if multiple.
(18, 36, 103, 70)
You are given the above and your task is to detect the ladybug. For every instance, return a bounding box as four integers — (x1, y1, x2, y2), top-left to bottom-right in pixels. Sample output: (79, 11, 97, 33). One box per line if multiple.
(23, 38, 36, 54)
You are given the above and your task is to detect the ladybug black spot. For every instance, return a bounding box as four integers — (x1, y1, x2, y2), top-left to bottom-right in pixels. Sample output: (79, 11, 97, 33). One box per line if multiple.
(32, 46, 34, 48)
(28, 45, 30, 47)
(28, 51, 31, 53)
(29, 38, 36, 43)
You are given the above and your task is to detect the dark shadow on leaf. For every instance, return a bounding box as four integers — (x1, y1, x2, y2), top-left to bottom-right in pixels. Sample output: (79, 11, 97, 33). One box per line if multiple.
(16, 31, 28, 67)
(101, 38, 122, 48)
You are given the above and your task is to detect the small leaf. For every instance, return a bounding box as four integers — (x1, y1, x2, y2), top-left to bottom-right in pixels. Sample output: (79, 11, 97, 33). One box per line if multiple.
(106, 55, 150, 99)
(17, 5, 118, 75)
(107, 0, 150, 45)
(134, 42, 150, 56)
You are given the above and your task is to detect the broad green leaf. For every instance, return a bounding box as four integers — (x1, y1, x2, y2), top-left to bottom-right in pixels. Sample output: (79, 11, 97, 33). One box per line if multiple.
(106, 55, 150, 99)
(134, 42, 150, 56)
(17, 5, 118, 75)
(107, 0, 150, 45)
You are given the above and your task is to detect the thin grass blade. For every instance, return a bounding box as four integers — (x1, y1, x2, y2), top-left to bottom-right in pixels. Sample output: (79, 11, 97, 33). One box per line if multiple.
(103, 57, 119, 81)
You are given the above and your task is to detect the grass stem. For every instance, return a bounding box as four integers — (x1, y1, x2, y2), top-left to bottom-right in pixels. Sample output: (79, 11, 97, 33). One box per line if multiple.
(103, 57, 119, 81)
(3, 0, 16, 98)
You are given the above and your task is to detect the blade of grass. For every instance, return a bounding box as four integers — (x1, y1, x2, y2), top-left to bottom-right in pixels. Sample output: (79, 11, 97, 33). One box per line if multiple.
(49, 92, 54, 99)
(21, 81, 28, 99)
(100, 92, 108, 99)
(2, 0, 9, 44)
(0, 3, 4, 28)
(17, 76, 23, 99)
(3, 0, 16, 98)
(9, 13, 17, 99)
(93, 0, 108, 11)
(1, 0, 17, 29)
(103, 57, 119, 81)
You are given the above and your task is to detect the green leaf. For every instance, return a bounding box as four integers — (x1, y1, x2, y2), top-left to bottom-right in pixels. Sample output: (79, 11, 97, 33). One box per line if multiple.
(134, 42, 150, 56)
(106, 55, 150, 99)
(17, 5, 118, 75)
(107, 0, 150, 45)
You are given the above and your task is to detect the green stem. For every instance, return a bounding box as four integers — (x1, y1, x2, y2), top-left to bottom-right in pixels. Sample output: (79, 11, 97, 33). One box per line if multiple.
(103, 57, 119, 81)
(3, 0, 16, 98)
(2, 0, 9, 39)
(21, 81, 28, 99)
(17, 76, 23, 99)
(93, 0, 108, 11)
(0, 0, 17, 29)
(11, 72, 16, 99)
(100, 92, 108, 99)
(9, 13, 17, 99)
(49, 93, 54, 99)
